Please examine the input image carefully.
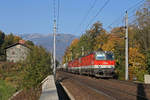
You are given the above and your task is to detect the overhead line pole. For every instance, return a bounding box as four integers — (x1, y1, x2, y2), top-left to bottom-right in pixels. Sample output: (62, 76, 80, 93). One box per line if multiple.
(53, 0, 56, 79)
(125, 11, 129, 81)
(53, 19, 56, 79)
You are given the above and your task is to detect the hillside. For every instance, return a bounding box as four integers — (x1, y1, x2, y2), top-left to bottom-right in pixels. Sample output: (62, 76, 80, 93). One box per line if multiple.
(18, 33, 78, 62)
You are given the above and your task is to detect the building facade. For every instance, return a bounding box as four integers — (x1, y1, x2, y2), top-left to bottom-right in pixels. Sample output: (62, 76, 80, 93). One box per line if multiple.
(5, 43, 30, 63)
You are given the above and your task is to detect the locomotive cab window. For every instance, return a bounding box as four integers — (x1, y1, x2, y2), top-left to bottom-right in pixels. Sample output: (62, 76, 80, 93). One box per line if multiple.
(95, 52, 114, 60)
(106, 53, 114, 60)
(95, 52, 105, 60)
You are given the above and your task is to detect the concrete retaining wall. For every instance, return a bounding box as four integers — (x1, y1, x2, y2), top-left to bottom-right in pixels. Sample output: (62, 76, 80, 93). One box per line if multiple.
(40, 75, 59, 100)
(144, 75, 150, 84)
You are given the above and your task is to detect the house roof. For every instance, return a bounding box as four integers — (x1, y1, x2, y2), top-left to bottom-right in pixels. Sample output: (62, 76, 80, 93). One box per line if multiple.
(5, 43, 29, 50)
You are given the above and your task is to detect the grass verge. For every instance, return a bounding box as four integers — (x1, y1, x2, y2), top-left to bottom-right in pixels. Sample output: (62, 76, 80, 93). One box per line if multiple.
(0, 79, 16, 100)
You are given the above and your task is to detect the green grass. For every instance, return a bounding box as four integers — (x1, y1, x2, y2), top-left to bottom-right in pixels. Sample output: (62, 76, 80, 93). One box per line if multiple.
(0, 80, 16, 100)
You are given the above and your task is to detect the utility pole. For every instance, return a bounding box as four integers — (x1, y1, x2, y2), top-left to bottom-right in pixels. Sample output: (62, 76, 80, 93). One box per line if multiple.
(53, 19, 56, 79)
(51, 53, 54, 69)
(125, 11, 128, 80)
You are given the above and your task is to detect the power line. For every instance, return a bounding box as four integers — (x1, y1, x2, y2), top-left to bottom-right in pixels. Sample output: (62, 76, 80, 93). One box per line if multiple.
(128, 12, 149, 25)
(106, 12, 137, 31)
(105, 0, 145, 31)
(128, 19, 137, 25)
(128, 14, 136, 20)
(85, 0, 110, 30)
(126, 1, 145, 24)
(105, 14, 124, 30)
(128, 3, 144, 15)
(127, 0, 145, 12)
(74, 0, 98, 34)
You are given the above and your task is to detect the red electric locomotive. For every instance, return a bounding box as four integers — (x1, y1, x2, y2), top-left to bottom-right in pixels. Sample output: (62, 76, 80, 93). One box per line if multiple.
(67, 51, 115, 78)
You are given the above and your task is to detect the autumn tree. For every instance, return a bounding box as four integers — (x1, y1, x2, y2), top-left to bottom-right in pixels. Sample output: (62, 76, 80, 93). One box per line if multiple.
(69, 38, 79, 59)
(22, 46, 52, 88)
(2, 33, 21, 49)
(132, 0, 150, 75)
(129, 46, 148, 81)
(102, 27, 125, 52)
(25, 40, 34, 48)
(63, 21, 107, 63)
(94, 32, 108, 51)
(133, 0, 150, 51)
(86, 22, 106, 51)
(77, 34, 92, 56)
(108, 27, 125, 80)
(62, 46, 71, 64)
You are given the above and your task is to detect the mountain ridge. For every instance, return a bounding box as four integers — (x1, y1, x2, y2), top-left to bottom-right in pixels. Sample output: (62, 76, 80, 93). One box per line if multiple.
(17, 33, 78, 62)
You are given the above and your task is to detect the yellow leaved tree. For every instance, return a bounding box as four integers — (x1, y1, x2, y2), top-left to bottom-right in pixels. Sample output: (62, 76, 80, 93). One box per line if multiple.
(129, 46, 148, 81)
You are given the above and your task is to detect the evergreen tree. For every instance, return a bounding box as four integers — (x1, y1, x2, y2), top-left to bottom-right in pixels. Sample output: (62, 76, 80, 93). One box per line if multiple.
(0, 31, 5, 55)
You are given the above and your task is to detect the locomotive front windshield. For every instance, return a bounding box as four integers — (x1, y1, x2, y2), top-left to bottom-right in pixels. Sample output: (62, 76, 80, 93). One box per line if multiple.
(95, 52, 114, 60)
(95, 52, 105, 60)
(106, 53, 114, 60)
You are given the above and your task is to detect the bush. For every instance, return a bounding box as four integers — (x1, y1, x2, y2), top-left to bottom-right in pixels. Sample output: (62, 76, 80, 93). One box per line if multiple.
(22, 46, 52, 88)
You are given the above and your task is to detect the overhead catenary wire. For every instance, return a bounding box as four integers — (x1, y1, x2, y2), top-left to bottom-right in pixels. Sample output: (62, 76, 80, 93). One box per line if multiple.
(128, 14, 136, 20)
(127, 0, 145, 13)
(128, 19, 137, 25)
(106, 15, 125, 31)
(74, 0, 98, 34)
(128, 12, 149, 25)
(85, 0, 110, 30)
(106, 13, 137, 31)
(103, 0, 145, 31)
(105, 0, 145, 31)
(127, 0, 145, 23)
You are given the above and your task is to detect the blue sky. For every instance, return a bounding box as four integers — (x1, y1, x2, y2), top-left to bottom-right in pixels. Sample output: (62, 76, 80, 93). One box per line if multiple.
(0, 0, 144, 36)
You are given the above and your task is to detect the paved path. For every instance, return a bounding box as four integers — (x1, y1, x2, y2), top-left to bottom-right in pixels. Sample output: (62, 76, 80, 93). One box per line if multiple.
(40, 75, 59, 100)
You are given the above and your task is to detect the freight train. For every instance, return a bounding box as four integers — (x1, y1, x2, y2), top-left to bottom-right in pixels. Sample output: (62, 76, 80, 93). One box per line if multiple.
(62, 50, 115, 78)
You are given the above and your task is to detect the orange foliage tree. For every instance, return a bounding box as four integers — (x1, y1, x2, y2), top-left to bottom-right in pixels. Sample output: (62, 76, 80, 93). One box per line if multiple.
(129, 46, 148, 81)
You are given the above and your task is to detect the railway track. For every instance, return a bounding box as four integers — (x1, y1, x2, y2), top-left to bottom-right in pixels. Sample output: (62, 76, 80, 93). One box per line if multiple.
(56, 71, 150, 100)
